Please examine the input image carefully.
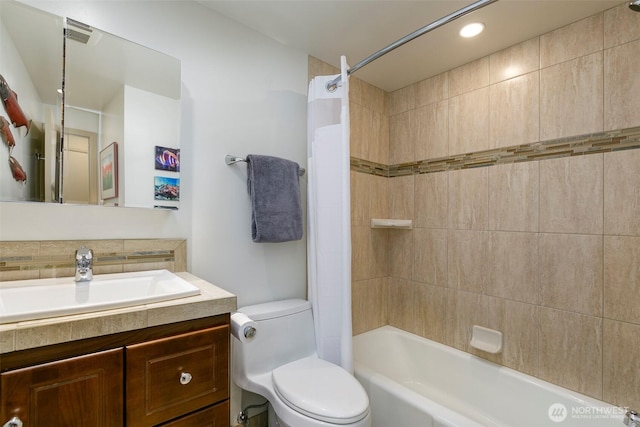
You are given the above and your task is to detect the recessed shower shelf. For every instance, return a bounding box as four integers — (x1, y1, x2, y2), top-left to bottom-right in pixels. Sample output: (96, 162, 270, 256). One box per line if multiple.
(370, 219, 412, 229)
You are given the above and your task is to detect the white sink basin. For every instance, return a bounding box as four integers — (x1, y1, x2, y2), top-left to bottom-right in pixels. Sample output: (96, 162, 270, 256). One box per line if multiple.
(0, 270, 201, 324)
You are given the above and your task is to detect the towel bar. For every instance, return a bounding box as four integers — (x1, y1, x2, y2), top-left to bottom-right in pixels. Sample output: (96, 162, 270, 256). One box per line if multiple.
(225, 155, 305, 176)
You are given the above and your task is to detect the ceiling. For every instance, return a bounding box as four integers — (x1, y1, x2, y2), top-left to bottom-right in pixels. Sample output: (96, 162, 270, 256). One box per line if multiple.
(199, 0, 626, 92)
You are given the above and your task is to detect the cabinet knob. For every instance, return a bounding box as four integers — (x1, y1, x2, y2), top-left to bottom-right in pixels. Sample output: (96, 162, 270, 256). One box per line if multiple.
(179, 372, 192, 385)
(3, 417, 23, 427)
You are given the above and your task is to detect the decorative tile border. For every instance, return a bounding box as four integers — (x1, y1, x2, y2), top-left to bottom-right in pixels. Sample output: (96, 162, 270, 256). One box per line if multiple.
(0, 239, 186, 281)
(352, 126, 640, 177)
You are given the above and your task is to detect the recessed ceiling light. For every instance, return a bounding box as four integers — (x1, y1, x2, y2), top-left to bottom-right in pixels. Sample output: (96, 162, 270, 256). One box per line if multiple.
(460, 22, 485, 38)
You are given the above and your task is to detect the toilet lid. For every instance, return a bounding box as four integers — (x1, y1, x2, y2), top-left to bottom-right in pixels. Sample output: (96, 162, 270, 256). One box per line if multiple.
(272, 357, 369, 425)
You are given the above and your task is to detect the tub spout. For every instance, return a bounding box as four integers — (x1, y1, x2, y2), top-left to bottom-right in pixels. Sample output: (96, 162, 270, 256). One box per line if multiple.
(625, 410, 639, 427)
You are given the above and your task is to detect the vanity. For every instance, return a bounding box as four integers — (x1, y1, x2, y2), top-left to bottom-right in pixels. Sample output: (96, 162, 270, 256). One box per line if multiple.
(0, 271, 236, 426)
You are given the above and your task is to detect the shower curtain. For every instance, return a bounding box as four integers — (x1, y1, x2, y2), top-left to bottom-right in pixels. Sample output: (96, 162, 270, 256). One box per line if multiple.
(307, 56, 353, 373)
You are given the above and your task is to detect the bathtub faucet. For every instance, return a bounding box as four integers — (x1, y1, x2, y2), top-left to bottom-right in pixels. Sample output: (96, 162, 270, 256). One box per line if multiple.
(625, 410, 639, 427)
(75, 246, 93, 282)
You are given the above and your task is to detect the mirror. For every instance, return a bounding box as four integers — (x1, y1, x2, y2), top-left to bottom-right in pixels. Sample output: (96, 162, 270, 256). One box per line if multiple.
(0, 1, 182, 209)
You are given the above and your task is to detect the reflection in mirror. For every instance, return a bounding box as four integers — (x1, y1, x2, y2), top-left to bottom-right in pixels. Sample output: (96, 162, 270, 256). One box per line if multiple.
(0, 1, 63, 203)
(64, 18, 182, 209)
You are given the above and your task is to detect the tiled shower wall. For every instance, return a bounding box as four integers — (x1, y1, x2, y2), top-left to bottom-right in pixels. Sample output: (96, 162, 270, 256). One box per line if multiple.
(313, 1, 640, 411)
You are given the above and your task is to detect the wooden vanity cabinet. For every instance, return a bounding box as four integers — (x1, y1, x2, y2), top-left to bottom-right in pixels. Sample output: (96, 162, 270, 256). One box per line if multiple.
(0, 315, 230, 427)
(0, 348, 124, 426)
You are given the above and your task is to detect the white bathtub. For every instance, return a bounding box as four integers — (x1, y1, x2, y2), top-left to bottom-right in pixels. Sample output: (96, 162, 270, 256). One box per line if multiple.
(353, 326, 625, 427)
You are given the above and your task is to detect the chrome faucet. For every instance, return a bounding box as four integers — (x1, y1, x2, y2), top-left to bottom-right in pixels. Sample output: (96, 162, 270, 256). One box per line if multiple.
(625, 410, 640, 427)
(75, 246, 93, 282)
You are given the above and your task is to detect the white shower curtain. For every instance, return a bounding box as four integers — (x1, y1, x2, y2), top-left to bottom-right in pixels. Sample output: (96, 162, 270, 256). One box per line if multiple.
(307, 56, 353, 373)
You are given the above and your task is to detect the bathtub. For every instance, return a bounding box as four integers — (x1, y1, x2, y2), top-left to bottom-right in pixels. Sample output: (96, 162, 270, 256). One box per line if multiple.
(353, 326, 625, 427)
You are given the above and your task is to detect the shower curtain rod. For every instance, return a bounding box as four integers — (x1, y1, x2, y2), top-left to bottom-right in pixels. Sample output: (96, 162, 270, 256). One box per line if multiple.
(326, 0, 499, 92)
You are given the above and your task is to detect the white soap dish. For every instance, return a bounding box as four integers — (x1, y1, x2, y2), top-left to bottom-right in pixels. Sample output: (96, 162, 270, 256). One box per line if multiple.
(470, 325, 503, 354)
(370, 219, 412, 229)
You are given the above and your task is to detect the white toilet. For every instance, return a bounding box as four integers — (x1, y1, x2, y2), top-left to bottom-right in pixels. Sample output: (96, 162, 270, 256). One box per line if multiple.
(232, 299, 371, 427)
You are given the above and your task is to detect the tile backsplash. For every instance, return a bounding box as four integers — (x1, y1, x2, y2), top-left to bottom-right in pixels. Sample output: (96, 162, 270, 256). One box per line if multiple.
(0, 239, 186, 281)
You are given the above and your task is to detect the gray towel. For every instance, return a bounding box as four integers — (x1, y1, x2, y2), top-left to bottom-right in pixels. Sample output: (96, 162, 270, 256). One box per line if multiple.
(246, 154, 303, 243)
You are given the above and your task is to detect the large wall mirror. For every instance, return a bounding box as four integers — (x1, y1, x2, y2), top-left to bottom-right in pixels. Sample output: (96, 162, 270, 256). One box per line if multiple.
(0, 1, 182, 209)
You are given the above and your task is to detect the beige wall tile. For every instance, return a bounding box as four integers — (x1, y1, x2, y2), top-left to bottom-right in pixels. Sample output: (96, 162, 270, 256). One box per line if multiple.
(539, 154, 603, 234)
(487, 232, 539, 304)
(539, 308, 603, 399)
(369, 111, 389, 165)
(603, 319, 640, 410)
(447, 230, 487, 294)
(0, 241, 40, 257)
(540, 53, 604, 140)
(415, 172, 448, 229)
(389, 230, 413, 281)
(415, 101, 448, 160)
(448, 87, 490, 155)
(350, 102, 369, 160)
(351, 171, 370, 227)
(489, 72, 540, 148)
(389, 175, 414, 220)
(0, 270, 40, 281)
(370, 174, 389, 219)
(387, 278, 418, 334)
(604, 149, 640, 235)
(540, 13, 603, 67)
(604, 235, 640, 325)
(448, 168, 488, 230)
(489, 37, 540, 84)
(351, 76, 385, 115)
(604, 39, 640, 131)
(123, 239, 183, 252)
(604, 2, 640, 48)
(389, 110, 415, 164)
(449, 57, 490, 97)
(386, 85, 416, 116)
(413, 228, 447, 286)
(416, 283, 448, 343)
(488, 161, 539, 232)
(446, 289, 488, 352)
(416, 72, 448, 107)
(352, 278, 387, 335)
(308, 56, 338, 81)
(539, 233, 603, 316)
(351, 226, 388, 281)
(482, 298, 539, 376)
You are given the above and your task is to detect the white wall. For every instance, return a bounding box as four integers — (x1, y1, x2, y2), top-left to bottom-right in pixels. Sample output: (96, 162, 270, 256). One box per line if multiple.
(124, 86, 181, 209)
(3, 0, 309, 307)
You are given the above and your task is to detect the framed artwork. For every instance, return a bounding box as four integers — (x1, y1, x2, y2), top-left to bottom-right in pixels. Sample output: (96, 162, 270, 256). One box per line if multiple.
(154, 176, 180, 201)
(155, 146, 180, 172)
(100, 142, 118, 199)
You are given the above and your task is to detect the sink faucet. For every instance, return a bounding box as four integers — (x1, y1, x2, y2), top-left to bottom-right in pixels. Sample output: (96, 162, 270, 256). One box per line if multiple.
(625, 410, 640, 427)
(75, 246, 93, 282)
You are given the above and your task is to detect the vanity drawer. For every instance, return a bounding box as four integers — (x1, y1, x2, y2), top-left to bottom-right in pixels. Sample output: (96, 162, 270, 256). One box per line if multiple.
(126, 325, 229, 426)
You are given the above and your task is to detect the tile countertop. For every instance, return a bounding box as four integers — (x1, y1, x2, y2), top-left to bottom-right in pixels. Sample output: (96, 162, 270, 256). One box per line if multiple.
(0, 272, 237, 354)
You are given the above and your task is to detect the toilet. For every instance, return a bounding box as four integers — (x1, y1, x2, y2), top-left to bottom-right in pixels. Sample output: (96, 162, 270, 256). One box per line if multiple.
(232, 299, 371, 427)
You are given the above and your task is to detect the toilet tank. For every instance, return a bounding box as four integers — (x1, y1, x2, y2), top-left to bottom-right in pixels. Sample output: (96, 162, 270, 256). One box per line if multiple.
(233, 299, 317, 381)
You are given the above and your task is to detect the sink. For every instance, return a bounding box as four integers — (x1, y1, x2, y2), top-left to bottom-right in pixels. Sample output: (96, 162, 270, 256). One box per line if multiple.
(0, 270, 201, 324)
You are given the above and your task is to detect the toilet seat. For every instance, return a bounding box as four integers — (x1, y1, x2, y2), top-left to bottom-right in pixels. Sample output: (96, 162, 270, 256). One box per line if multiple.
(272, 357, 369, 425)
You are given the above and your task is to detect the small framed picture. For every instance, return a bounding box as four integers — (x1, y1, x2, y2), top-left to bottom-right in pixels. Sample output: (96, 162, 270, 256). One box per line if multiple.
(100, 142, 118, 199)
(155, 146, 180, 172)
(154, 176, 180, 201)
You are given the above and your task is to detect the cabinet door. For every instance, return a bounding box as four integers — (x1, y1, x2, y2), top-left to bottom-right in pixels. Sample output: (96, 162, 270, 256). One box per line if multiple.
(126, 325, 229, 426)
(0, 348, 124, 427)
(158, 401, 229, 427)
